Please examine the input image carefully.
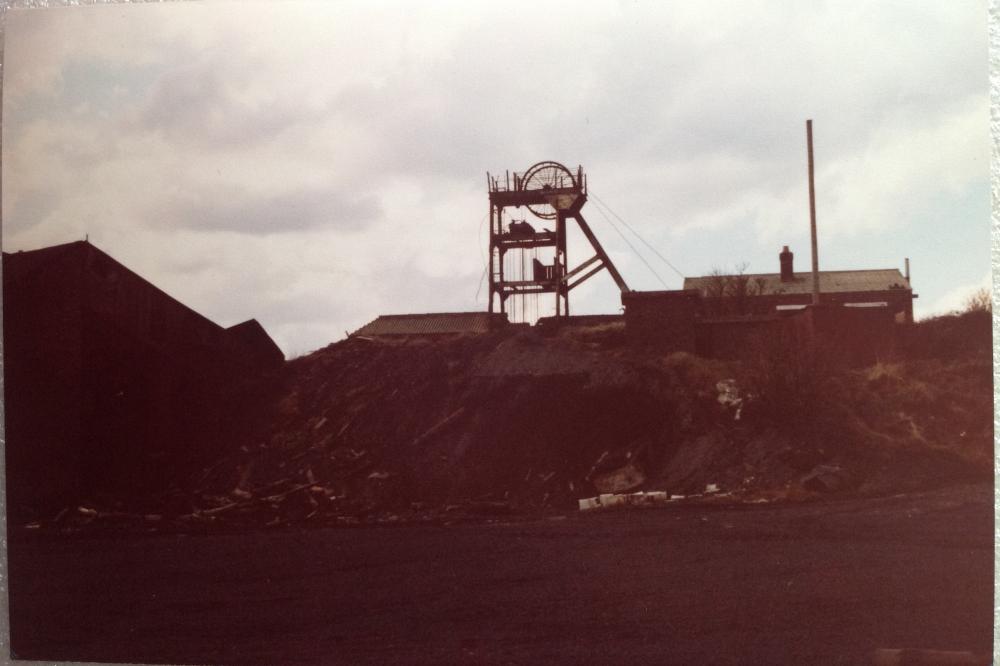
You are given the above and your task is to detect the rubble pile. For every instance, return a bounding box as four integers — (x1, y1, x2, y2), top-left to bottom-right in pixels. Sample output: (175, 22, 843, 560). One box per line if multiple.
(25, 312, 993, 533)
(176, 330, 726, 529)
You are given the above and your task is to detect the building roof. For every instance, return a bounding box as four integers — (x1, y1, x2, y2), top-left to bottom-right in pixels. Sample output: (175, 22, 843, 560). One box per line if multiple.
(226, 319, 285, 367)
(683, 269, 910, 297)
(621, 289, 701, 300)
(352, 312, 507, 337)
(5, 240, 285, 367)
(4, 240, 223, 332)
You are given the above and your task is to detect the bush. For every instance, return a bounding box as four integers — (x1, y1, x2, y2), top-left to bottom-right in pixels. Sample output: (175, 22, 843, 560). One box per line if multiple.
(739, 327, 845, 436)
(902, 310, 991, 360)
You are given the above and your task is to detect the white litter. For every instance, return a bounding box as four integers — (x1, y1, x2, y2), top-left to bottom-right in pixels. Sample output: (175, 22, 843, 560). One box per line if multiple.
(578, 490, 671, 511)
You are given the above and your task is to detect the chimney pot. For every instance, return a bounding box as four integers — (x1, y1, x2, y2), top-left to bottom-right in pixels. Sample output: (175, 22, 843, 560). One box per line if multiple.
(779, 246, 794, 282)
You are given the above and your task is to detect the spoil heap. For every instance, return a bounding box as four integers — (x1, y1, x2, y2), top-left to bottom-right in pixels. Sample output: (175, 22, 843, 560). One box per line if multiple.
(177, 311, 990, 529)
(32, 311, 993, 532)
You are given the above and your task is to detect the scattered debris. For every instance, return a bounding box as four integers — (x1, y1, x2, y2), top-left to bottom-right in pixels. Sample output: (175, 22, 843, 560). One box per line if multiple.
(716, 379, 745, 420)
(464, 500, 512, 515)
(870, 648, 988, 666)
(585, 451, 610, 481)
(14, 309, 991, 534)
(801, 465, 845, 493)
(578, 490, 669, 511)
(411, 407, 466, 448)
(592, 462, 646, 494)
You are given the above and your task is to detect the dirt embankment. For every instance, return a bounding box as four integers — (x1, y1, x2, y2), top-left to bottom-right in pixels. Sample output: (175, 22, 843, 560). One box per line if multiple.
(32, 311, 993, 532)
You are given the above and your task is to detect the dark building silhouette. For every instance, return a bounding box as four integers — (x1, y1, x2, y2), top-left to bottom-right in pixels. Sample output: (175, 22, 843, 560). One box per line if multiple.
(682, 246, 915, 323)
(622, 247, 915, 366)
(3, 240, 283, 519)
(352, 312, 508, 337)
(226, 319, 286, 369)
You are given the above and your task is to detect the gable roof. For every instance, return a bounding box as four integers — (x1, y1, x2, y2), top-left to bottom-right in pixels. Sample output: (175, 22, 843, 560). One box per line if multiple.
(352, 312, 507, 337)
(4, 240, 223, 332)
(683, 269, 910, 297)
(5, 240, 285, 368)
(226, 319, 285, 367)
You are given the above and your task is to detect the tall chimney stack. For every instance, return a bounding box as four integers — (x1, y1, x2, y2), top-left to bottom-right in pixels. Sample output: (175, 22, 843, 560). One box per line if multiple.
(780, 246, 794, 282)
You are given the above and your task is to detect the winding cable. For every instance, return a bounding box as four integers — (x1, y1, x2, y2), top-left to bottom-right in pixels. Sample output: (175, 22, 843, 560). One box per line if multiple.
(589, 196, 670, 289)
(590, 191, 686, 280)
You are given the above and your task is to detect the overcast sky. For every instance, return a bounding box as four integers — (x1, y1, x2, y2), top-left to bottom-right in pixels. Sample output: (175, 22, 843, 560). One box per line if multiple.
(3, 1, 989, 356)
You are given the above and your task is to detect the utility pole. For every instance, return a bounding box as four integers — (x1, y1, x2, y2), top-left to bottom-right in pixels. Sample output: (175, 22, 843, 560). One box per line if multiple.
(807, 119, 820, 305)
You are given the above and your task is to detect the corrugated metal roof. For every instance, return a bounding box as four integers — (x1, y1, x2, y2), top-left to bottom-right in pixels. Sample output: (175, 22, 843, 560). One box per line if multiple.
(683, 269, 910, 296)
(352, 312, 507, 337)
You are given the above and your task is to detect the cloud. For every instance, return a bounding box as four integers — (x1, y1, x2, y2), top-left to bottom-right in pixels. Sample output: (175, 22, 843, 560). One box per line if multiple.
(135, 58, 328, 150)
(1, 1, 988, 355)
(924, 271, 991, 318)
(152, 183, 382, 235)
(3, 187, 59, 234)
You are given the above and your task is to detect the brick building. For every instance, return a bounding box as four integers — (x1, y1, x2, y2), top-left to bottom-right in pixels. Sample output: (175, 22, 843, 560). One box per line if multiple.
(622, 247, 915, 365)
(682, 246, 915, 323)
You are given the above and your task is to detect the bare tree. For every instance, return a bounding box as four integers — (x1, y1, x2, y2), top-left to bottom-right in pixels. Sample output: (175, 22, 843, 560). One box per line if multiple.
(703, 263, 767, 316)
(963, 286, 992, 313)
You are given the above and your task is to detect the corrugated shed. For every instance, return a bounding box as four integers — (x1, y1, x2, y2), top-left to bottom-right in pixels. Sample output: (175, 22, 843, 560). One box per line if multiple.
(683, 269, 910, 296)
(352, 312, 507, 337)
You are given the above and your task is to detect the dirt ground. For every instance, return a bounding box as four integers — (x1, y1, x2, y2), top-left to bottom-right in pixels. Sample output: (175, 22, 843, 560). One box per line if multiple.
(8, 482, 992, 665)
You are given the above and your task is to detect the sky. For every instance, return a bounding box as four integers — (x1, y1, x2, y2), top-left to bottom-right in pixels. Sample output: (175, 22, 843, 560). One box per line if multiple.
(2, 1, 990, 357)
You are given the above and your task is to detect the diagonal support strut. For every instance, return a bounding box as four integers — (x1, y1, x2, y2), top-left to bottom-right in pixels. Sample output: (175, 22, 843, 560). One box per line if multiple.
(572, 212, 630, 293)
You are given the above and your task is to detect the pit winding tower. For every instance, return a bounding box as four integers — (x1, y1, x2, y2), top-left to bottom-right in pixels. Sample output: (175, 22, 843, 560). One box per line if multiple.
(487, 161, 629, 319)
